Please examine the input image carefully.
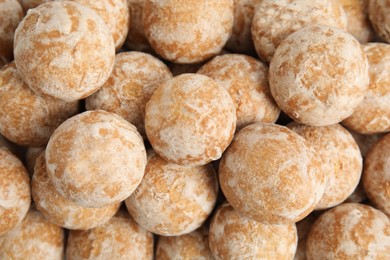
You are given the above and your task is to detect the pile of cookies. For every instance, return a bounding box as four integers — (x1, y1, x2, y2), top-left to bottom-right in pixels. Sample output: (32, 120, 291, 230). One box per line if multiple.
(0, 0, 389, 259)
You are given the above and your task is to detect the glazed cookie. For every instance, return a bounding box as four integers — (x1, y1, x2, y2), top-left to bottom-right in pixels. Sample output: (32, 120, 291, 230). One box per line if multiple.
(66, 211, 154, 260)
(32, 152, 121, 230)
(0, 147, 30, 236)
(343, 43, 390, 134)
(145, 73, 236, 166)
(225, 0, 261, 54)
(143, 0, 234, 63)
(0, 0, 23, 66)
(0, 209, 64, 260)
(198, 54, 280, 129)
(0, 62, 79, 146)
(339, 0, 374, 43)
(209, 203, 298, 260)
(70, 0, 129, 51)
(369, 0, 390, 43)
(125, 151, 218, 236)
(219, 123, 325, 224)
(363, 133, 390, 216)
(86, 52, 172, 137)
(288, 123, 362, 210)
(269, 26, 369, 126)
(14, 1, 115, 101)
(46, 110, 147, 208)
(156, 227, 213, 260)
(306, 203, 390, 259)
(252, 0, 347, 61)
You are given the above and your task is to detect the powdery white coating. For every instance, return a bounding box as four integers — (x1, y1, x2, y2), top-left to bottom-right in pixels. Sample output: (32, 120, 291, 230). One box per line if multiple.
(209, 203, 298, 260)
(145, 73, 236, 166)
(32, 152, 121, 230)
(251, 0, 347, 62)
(125, 151, 218, 236)
(45, 110, 147, 208)
(70, 0, 129, 51)
(143, 0, 234, 63)
(66, 211, 154, 260)
(219, 123, 325, 224)
(0, 0, 23, 65)
(369, 0, 390, 43)
(86, 51, 172, 138)
(14, 1, 115, 102)
(343, 43, 390, 134)
(225, 0, 261, 54)
(197, 54, 280, 129)
(0, 147, 30, 236)
(363, 133, 390, 216)
(0, 62, 79, 147)
(0, 209, 64, 260)
(125, 0, 152, 52)
(339, 0, 374, 43)
(269, 26, 369, 126)
(306, 203, 390, 259)
(288, 123, 362, 210)
(156, 226, 213, 260)
(25, 146, 45, 176)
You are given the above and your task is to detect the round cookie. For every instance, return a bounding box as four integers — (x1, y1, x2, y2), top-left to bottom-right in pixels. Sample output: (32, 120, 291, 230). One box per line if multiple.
(145, 73, 236, 166)
(306, 203, 390, 259)
(209, 203, 298, 260)
(125, 0, 152, 52)
(339, 0, 374, 43)
(269, 26, 369, 126)
(343, 43, 390, 134)
(225, 0, 261, 54)
(0, 209, 64, 260)
(219, 123, 325, 224)
(70, 0, 129, 51)
(125, 151, 218, 236)
(252, 0, 347, 62)
(197, 54, 280, 129)
(14, 1, 115, 102)
(32, 152, 121, 230)
(369, 0, 390, 43)
(0, 62, 79, 147)
(288, 123, 362, 210)
(0, 0, 23, 66)
(46, 110, 147, 208)
(66, 210, 154, 260)
(86, 51, 172, 138)
(143, 0, 234, 63)
(363, 133, 390, 216)
(0, 147, 30, 236)
(156, 227, 213, 260)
